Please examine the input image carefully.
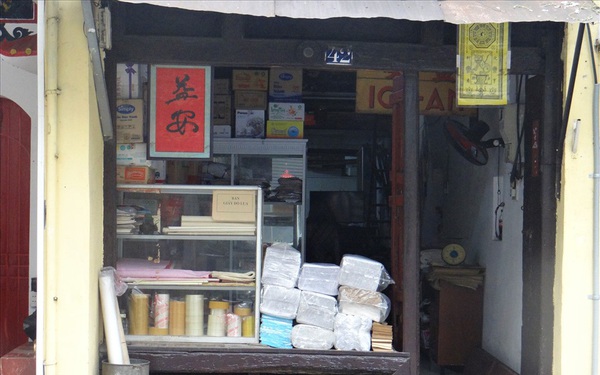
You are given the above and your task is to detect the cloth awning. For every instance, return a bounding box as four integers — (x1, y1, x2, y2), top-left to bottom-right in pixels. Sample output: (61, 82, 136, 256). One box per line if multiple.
(119, 0, 600, 23)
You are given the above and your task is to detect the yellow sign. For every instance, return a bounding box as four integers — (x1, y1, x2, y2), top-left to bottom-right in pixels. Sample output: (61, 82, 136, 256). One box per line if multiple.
(457, 23, 509, 106)
(355, 70, 477, 116)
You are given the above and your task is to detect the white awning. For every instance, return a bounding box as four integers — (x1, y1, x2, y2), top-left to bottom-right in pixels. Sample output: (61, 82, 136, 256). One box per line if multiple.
(118, 0, 600, 23)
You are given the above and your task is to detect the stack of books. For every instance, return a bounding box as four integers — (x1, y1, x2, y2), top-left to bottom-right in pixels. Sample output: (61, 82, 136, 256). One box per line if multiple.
(371, 322, 394, 352)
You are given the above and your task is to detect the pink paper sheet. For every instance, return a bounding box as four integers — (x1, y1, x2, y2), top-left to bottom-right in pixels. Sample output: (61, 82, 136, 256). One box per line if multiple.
(116, 258, 211, 280)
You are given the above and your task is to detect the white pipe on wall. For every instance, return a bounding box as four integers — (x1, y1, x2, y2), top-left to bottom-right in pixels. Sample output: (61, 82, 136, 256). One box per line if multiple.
(43, 0, 59, 374)
(35, 1, 45, 374)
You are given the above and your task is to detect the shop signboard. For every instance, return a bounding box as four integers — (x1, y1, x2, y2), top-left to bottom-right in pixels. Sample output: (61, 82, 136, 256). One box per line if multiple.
(355, 70, 477, 116)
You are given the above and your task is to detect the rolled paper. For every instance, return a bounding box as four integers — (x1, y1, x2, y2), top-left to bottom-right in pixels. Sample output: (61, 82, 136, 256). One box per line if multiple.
(207, 314, 226, 337)
(226, 313, 242, 337)
(234, 305, 252, 317)
(129, 293, 149, 335)
(154, 293, 170, 329)
(99, 268, 130, 364)
(242, 315, 255, 338)
(169, 300, 186, 336)
(148, 327, 169, 336)
(185, 294, 204, 336)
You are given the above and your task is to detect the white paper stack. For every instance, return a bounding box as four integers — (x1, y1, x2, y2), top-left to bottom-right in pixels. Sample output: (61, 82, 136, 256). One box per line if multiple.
(337, 286, 391, 323)
(295, 290, 338, 330)
(291, 324, 335, 350)
(259, 284, 301, 320)
(338, 254, 393, 292)
(261, 243, 302, 288)
(297, 263, 340, 296)
(334, 312, 372, 351)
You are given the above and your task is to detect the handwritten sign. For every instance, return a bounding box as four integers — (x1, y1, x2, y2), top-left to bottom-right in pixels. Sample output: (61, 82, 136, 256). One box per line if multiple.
(149, 65, 212, 158)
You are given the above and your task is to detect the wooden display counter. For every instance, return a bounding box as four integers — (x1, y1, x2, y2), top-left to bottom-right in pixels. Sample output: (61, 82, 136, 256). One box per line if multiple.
(100, 343, 410, 374)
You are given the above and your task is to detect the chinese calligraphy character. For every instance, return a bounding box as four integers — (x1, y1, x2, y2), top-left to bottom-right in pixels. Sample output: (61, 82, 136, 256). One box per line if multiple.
(166, 74, 198, 104)
(166, 110, 199, 135)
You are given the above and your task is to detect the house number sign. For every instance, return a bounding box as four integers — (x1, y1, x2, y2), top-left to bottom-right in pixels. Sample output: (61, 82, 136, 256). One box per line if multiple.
(325, 47, 353, 65)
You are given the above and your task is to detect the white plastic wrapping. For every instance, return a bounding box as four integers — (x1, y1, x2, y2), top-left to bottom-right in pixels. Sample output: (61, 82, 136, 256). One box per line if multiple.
(297, 263, 340, 296)
(338, 254, 394, 292)
(261, 243, 302, 288)
(259, 284, 301, 319)
(291, 324, 335, 350)
(334, 313, 372, 351)
(337, 286, 391, 323)
(295, 290, 338, 330)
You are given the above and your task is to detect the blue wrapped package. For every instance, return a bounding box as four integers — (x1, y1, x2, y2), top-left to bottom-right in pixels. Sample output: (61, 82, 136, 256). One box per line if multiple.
(259, 314, 293, 349)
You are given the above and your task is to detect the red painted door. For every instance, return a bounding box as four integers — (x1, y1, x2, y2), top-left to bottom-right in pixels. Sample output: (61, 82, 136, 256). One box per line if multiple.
(0, 97, 31, 356)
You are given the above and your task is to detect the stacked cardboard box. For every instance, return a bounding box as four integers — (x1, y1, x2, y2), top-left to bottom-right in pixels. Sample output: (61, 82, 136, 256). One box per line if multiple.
(266, 68, 304, 139)
(232, 69, 268, 138)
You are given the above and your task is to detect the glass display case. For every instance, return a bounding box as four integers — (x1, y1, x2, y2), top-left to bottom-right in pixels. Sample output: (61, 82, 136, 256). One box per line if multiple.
(209, 138, 307, 259)
(116, 184, 262, 343)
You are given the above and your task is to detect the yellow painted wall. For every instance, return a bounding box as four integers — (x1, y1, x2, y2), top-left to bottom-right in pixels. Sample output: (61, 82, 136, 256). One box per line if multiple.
(43, 1, 104, 374)
(554, 23, 600, 374)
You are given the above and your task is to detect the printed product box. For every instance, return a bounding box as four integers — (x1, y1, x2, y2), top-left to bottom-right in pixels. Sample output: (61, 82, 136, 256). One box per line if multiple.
(232, 69, 269, 91)
(266, 120, 304, 139)
(117, 165, 155, 184)
(212, 95, 232, 125)
(116, 99, 144, 143)
(268, 102, 305, 121)
(213, 125, 232, 138)
(234, 90, 267, 110)
(269, 68, 303, 102)
(116, 63, 143, 99)
(151, 160, 167, 183)
(117, 143, 149, 166)
(235, 110, 265, 138)
(213, 79, 231, 94)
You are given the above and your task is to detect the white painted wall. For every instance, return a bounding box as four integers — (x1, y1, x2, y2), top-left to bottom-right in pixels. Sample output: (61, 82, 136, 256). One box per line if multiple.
(422, 105, 524, 372)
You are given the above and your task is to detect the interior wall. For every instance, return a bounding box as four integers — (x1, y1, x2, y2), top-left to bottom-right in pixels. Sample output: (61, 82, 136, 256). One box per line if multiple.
(422, 105, 524, 372)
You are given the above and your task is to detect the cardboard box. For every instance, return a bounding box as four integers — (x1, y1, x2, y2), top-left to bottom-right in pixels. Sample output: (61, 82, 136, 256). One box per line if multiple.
(117, 165, 155, 184)
(268, 102, 305, 121)
(266, 120, 304, 139)
(269, 68, 303, 102)
(213, 125, 232, 138)
(235, 90, 267, 110)
(232, 69, 269, 91)
(116, 99, 144, 143)
(150, 160, 166, 183)
(212, 95, 232, 125)
(235, 110, 265, 138)
(116, 63, 143, 99)
(214, 79, 231, 94)
(117, 143, 149, 166)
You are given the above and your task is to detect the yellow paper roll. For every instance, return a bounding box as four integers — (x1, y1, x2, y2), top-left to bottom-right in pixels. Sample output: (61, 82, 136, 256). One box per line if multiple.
(128, 294, 149, 335)
(242, 315, 255, 338)
(148, 327, 169, 336)
(169, 300, 186, 336)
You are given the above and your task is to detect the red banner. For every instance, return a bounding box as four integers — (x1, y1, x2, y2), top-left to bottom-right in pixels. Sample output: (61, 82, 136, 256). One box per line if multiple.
(153, 66, 209, 155)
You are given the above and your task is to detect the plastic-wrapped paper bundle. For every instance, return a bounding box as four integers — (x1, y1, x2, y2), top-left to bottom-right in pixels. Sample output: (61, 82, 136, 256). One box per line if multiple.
(295, 290, 338, 330)
(334, 313, 372, 351)
(337, 286, 391, 323)
(259, 314, 293, 349)
(261, 243, 302, 288)
(338, 254, 394, 292)
(297, 263, 340, 296)
(291, 324, 335, 350)
(259, 284, 301, 319)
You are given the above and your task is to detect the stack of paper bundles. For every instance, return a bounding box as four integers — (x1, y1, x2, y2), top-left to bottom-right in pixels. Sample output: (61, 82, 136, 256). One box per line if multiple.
(334, 312, 372, 351)
(291, 324, 335, 350)
(259, 284, 301, 320)
(297, 263, 340, 296)
(259, 314, 293, 349)
(261, 243, 302, 288)
(338, 254, 394, 292)
(295, 290, 338, 330)
(337, 286, 391, 323)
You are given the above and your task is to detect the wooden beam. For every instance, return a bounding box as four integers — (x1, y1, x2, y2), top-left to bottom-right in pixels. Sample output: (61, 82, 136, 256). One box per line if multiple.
(108, 36, 543, 74)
